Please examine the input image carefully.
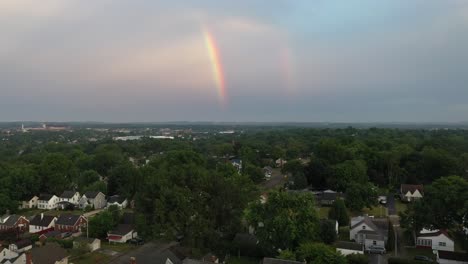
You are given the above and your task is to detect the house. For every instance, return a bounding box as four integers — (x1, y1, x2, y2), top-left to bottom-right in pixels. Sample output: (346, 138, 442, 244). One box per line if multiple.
(350, 216, 389, 250)
(275, 158, 287, 168)
(107, 195, 128, 209)
(55, 214, 87, 233)
(37, 194, 59, 210)
(230, 159, 242, 174)
(437, 250, 468, 264)
(400, 184, 424, 202)
(0, 215, 29, 232)
(335, 241, 364, 256)
(263, 166, 272, 179)
(73, 237, 101, 252)
(29, 214, 57, 234)
(19, 196, 38, 209)
(30, 243, 69, 264)
(57, 201, 76, 210)
(39, 230, 62, 243)
(78, 191, 107, 209)
(153, 248, 184, 264)
(9, 239, 32, 253)
(261, 258, 304, 264)
(107, 224, 137, 243)
(314, 190, 344, 206)
(0, 247, 20, 263)
(416, 229, 454, 252)
(59, 191, 81, 205)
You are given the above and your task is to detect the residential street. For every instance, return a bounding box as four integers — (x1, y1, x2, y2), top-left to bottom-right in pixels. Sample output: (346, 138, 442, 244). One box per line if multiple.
(260, 168, 285, 189)
(387, 195, 396, 216)
(369, 254, 388, 264)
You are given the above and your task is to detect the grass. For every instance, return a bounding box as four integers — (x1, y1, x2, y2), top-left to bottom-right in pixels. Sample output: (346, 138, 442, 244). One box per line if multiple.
(362, 205, 387, 217)
(404, 247, 436, 260)
(70, 252, 111, 264)
(316, 207, 331, 219)
(338, 226, 350, 241)
(101, 242, 135, 253)
(227, 256, 260, 264)
(395, 201, 408, 214)
(19, 208, 84, 217)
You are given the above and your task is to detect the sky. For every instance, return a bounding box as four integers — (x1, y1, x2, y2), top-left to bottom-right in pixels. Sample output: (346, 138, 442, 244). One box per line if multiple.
(1, 0, 468, 122)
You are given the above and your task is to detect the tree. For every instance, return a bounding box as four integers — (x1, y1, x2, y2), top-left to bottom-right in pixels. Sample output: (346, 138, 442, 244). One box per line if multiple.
(330, 160, 368, 191)
(246, 191, 320, 253)
(278, 250, 296, 261)
(315, 139, 351, 165)
(328, 199, 349, 226)
(78, 170, 100, 191)
(296, 242, 347, 264)
(39, 153, 77, 194)
(345, 182, 378, 211)
(319, 220, 337, 244)
(289, 172, 308, 190)
(244, 163, 264, 183)
(346, 254, 368, 264)
(88, 211, 118, 238)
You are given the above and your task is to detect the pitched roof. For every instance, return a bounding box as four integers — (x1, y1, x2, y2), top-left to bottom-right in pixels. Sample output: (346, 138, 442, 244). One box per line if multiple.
(38, 194, 54, 201)
(40, 230, 61, 238)
(335, 241, 364, 251)
(108, 195, 126, 204)
(108, 224, 134, 236)
(401, 184, 424, 194)
(0, 215, 21, 226)
(84, 191, 102, 199)
(12, 239, 31, 249)
(60, 191, 77, 199)
(438, 250, 468, 261)
(351, 216, 379, 231)
(31, 243, 68, 264)
(417, 230, 452, 240)
(121, 212, 135, 225)
(30, 215, 56, 227)
(56, 214, 82, 226)
(154, 249, 183, 264)
(262, 258, 304, 264)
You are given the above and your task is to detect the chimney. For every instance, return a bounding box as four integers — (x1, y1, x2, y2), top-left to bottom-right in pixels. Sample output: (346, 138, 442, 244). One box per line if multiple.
(26, 252, 32, 264)
(130, 257, 136, 264)
(41, 213, 44, 220)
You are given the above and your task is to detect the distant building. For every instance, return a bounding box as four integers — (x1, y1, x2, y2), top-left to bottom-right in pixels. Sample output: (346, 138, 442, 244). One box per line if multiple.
(79, 191, 107, 209)
(0, 215, 29, 233)
(350, 216, 388, 251)
(55, 214, 87, 233)
(59, 191, 81, 205)
(19, 196, 38, 209)
(107, 195, 128, 209)
(29, 214, 57, 234)
(416, 229, 454, 252)
(400, 184, 424, 202)
(37, 194, 59, 210)
(107, 224, 137, 243)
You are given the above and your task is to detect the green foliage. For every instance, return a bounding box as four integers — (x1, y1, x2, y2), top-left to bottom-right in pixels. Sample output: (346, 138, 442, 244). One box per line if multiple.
(277, 250, 296, 261)
(346, 254, 368, 264)
(328, 199, 349, 226)
(330, 160, 368, 191)
(246, 191, 319, 253)
(387, 221, 395, 251)
(319, 220, 337, 244)
(296, 242, 347, 264)
(89, 210, 118, 238)
(345, 182, 378, 211)
(244, 163, 264, 183)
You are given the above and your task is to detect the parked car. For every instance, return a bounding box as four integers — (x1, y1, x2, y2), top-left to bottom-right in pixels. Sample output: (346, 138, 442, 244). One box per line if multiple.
(366, 245, 386, 254)
(414, 255, 433, 262)
(129, 237, 144, 245)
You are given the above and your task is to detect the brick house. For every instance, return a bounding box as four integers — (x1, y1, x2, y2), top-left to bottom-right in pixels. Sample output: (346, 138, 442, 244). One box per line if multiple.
(55, 214, 87, 233)
(0, 215, 29, 233)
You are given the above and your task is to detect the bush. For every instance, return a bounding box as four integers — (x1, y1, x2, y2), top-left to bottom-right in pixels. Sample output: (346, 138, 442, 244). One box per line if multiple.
(346, 254, 368, 264)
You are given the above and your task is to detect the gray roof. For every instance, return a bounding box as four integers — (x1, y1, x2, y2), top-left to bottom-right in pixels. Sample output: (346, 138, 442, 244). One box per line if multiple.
(108, 224, 134, 236)
(30, 214, 56, 227)
(262, 258, 304, 264)
(351, 216, 379, 231)
(38, 194, 54, 201)
(121, 212, 135, 225)
(40, 230, 61, 238)
(335, 241, 363, 251)
(31, 243, 68, 264)
(84, 191, 102, 199)
(108, 195, 126, 204)
(60, 191, 77, 199)
(0, 215, 21, 227)
(56, 214, 82, 226)
(154, 249, 183, 264)
(13, 239, 32, 249)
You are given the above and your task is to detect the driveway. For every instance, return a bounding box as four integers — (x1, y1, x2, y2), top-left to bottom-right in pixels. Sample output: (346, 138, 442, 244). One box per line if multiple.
(107, 242, 178, 264)
(387, 195, 396, 216)
(369, 254, 387, 264)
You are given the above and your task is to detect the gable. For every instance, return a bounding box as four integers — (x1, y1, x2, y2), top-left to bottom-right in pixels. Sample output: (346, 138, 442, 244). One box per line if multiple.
(413, 189, 423, 197)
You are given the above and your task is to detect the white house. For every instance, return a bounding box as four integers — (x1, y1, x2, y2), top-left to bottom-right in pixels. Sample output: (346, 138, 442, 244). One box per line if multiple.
(230, 159, 242, 174)
(275, 158, 287, 168)
(335, 241, 364, 256)
(350, 216, 388, 250)
(107, 224, 137, 243)
(437, 250, 468, 264)
(79, 191, 107, 209)
(400, 184, 424, 202)
(416, 229, 454, 252)
(19, 196, 38, 209)
(29, 213, 57, 233)
(0, 248, 19, 263)
(59, 190, 81, 205)
(74, 237, 101, 252)
(107, 195, 128, 209)
(37, 194, 59, 210)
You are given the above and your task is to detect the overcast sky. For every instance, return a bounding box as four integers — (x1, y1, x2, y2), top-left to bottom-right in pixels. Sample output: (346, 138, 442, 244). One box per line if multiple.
(1, 0, 468, 122)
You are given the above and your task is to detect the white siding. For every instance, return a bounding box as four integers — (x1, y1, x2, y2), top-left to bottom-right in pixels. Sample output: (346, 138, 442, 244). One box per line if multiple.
(336, 249, 363, 256)
(416, 234, 454, 252)
(350, 223, 375, 242)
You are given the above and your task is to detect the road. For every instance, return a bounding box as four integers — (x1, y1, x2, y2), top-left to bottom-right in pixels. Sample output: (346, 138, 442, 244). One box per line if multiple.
(260, 168, 285, 189)
(107, 242, 178, 264)
(387, 195, 396, 216)
(83, 208, 105, 218)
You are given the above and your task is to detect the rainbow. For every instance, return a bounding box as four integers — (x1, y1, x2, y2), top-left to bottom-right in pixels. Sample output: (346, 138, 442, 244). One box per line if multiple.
(202, 27, 227, 105)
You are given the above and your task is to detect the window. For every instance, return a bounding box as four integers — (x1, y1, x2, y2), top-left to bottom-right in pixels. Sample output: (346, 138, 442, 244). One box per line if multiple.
(373, 241, 377, 245)
(362, 225, 366, 230)
(439, 242, 446, 247)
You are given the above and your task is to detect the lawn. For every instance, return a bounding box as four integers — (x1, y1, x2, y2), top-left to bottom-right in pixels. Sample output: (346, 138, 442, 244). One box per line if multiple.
(316, 206, 331, 219)
(362, 205, 387, 217)
(338, 226, 350, 241)
(227, 256, 260, 264)
(101, 242, 135, 253)
(70, 252, 111, 264)
(395, 201, 408, 214)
